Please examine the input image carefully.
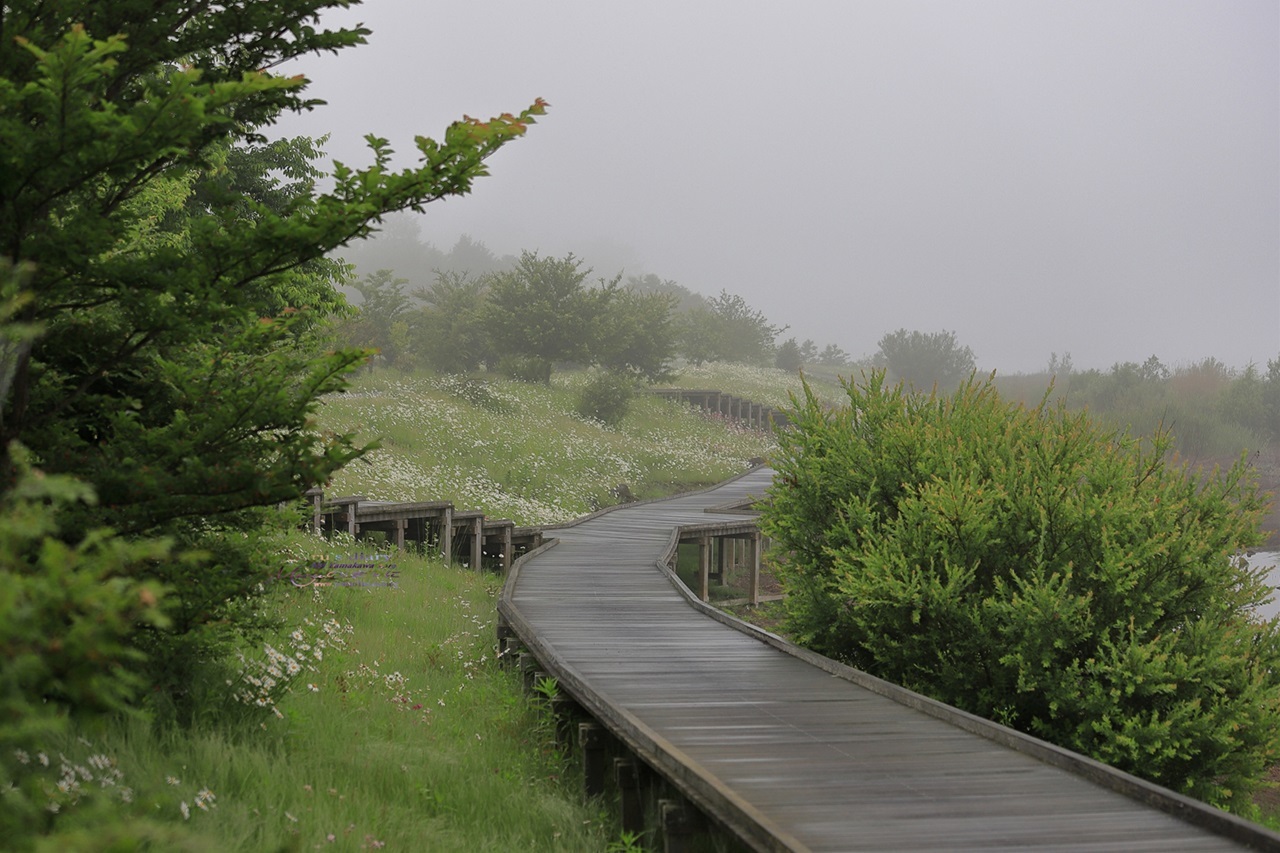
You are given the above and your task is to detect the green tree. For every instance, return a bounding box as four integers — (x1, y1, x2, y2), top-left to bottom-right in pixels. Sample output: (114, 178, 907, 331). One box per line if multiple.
(626, 273, 708, 313)
(414, 269, 493, 374)
(874, 328, 976, 391)
(817, 343, 851, 367)
(591, 285, 677, 382)
(775, 337, 804, 372)
(341, 269, 412, 367)
(0, 3, 544, 706)
(762, 371, 1280, 813)
(1218, 359, 1280, 444)
(1265, 357, 1280, 443)
(677, 290, 783, 366)
(483, 251, 603, 383)
(339, 212, 447, 293)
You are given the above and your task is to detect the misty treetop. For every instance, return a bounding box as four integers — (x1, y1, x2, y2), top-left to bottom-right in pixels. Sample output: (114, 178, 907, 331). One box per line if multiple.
(874, 328, 977, 392)
(336, 251, 865, 378)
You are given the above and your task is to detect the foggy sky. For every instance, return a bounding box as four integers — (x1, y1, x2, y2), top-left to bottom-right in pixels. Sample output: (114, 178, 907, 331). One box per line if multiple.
(274, 1, 1279, 374)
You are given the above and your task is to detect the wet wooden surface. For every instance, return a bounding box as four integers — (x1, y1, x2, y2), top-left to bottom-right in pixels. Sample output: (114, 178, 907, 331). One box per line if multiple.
(504, 468, 1276, 851)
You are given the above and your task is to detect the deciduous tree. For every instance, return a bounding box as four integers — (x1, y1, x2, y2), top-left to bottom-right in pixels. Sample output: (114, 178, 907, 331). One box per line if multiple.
(482, 251, 603, 383)
(414, 270, 493, 374)
(875, 328, 975, 391)
(591, 285, 678, 382)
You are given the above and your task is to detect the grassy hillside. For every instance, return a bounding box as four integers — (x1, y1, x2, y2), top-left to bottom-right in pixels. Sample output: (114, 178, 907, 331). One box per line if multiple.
(313, 364, 834, 522)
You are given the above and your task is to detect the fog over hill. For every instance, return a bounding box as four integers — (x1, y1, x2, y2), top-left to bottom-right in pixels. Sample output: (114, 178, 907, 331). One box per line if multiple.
(275, 1, 1279, 374)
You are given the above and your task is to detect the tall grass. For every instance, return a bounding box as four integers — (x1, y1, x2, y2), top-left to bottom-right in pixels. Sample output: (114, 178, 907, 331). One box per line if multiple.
(17, 538, 616, 851)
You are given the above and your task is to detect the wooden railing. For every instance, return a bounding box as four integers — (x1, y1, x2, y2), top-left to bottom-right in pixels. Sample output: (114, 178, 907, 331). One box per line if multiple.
(649, 387, 792, 431)
(303, 489, 543, 573)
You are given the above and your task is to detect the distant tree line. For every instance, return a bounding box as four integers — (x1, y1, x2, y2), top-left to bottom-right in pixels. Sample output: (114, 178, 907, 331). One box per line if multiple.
(994, 353, 1280, 460)
(334, 250, 856, 382)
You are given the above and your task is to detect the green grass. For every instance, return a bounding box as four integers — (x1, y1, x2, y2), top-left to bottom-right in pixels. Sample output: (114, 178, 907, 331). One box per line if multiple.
(19, 539, 617, 851)
(11, 365, 788, 851)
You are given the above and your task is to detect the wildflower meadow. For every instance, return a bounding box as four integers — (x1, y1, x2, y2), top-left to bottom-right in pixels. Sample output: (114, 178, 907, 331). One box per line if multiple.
(314, 367, 800, 523)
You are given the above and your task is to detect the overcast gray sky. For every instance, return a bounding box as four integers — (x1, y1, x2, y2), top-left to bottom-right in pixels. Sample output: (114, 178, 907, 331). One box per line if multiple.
(276, 0, 1278, 374)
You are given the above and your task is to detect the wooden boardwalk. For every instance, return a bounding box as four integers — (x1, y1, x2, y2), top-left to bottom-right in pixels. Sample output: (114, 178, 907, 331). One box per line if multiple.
(499, 467, 1280, 851)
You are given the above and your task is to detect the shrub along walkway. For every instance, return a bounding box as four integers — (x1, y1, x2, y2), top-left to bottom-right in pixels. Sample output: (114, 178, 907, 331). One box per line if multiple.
(499, 467, 1280, 851)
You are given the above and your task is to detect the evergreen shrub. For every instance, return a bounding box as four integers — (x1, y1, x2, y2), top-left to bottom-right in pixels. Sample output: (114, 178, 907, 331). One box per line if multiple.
(762, 371, 1280, 812)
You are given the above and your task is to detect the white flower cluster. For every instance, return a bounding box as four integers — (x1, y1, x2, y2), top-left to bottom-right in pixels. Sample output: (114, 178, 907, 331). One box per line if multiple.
(231, 615, 352, 716)
(8, 743, 137, 817)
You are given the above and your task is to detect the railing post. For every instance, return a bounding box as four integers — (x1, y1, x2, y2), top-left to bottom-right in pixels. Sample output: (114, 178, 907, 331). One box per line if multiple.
(698, 536, 711, 602)
(440, 506, 453, 564)
(470, 515, 483, 570)
(748, 531, 761, 606)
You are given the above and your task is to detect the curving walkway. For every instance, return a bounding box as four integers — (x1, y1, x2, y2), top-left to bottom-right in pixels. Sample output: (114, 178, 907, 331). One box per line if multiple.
(498, 468, 1280, 851)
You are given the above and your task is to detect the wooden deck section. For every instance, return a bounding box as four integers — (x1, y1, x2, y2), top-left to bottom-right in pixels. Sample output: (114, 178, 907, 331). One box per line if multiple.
(499, 467, 1280, 851)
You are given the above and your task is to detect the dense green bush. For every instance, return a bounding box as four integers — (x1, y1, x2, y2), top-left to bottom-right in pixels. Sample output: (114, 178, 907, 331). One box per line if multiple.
(575, 371, 636, 428)
(762, 371, 1280, 812)
(0, 445, 172, 842)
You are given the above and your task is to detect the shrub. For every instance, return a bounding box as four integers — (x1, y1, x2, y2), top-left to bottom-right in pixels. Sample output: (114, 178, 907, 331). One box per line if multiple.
(762, 371, 1280, 813)
(575, 372, 636, 428)
(0, 445, 171, 842)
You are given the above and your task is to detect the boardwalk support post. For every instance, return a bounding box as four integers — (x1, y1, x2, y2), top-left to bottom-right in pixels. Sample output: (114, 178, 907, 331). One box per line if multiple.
(613, 758, 644, 836)
(501, 525, 514, 574)
(579, 722, 608, 797)
(659, 798, 703, 853)
(518, 653, 541, 691)
(550, 693, 583, 748)
(496, 618, 520, 666)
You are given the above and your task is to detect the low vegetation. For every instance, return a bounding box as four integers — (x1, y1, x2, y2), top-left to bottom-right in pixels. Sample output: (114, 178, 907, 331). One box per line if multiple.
(5, 537, 621, 851)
